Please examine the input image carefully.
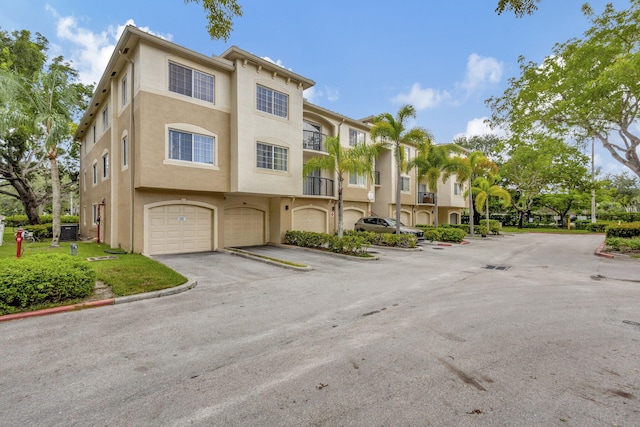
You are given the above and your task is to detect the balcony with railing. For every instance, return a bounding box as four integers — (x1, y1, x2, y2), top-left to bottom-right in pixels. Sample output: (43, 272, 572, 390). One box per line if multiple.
(303, 130, 327, 152)
(304, 176, 334, 197)
(418, 191, 436, 205)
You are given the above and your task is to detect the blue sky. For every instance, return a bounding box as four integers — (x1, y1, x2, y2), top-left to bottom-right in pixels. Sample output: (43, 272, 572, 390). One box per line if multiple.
(0, 0, 633, 174)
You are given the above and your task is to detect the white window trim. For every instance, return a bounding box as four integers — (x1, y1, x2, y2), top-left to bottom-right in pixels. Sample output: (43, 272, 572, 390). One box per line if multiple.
(101, 150, 109, 180)
(168, 61, 215, 104)
(256, 84, 289, 119)
(401, 175, 411, 193)
(121, 132, 129, 170)
(92, 203, 98, 226)
(121, 74, 128, 107)
(163, 124, 219, 170)
(348, 173, 367, 187)
(102, 104, 109, 131)
(92, 160, 98, 186)
(256, 141, 289, 173)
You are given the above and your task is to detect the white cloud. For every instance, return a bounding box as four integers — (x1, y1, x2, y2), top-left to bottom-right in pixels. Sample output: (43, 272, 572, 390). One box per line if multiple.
(460, 53, 503, 93)
(45, 6, 172, 86)
(453, 116, 507, 140)
(303, 85, 339, 104)
(303, 86, 321, 103)
(261, 56, 293, 71)
(392, 83, 451, 110)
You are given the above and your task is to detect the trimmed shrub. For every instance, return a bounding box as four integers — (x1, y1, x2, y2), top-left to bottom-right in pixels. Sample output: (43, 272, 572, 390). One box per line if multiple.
(437, 227, 466, 243)
(574, 220, 610, 232)
(0, 254, 96, 315)
(284, 230, 372, 254)
(605, 236, 640, 252)
(22, 224, 53, 240)
(606, 222, 640, 239)
(3, 215, 79, 227)
(598, 212, 640, 222)
(423, 229, 441, 241)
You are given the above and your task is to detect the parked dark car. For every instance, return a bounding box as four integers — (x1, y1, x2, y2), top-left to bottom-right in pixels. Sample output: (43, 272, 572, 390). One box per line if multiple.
(354, 217, 424, 240)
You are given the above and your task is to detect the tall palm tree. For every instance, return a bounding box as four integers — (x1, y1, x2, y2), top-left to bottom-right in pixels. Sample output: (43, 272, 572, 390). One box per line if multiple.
(472, 174, 511, 233)
(458, 150, 498, 235)
(408, 143, 467, 228)
(370, 105, 430, 235)
(1, 59, 91, 246)
(302, 136, 380, 238)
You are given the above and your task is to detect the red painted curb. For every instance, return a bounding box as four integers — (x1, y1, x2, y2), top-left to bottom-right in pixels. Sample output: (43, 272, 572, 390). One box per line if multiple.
(460, 241, 470, 245)
(437, 243, 452, 247)
(0, 299, 115, 322)
(595, 242, 614, 259)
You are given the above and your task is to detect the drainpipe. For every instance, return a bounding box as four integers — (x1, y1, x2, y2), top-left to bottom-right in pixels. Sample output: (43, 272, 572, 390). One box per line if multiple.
(119, 50, 135, 252)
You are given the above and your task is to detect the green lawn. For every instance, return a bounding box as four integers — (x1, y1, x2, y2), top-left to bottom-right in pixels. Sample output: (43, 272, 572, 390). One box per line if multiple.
(1, 228, 187, 313)
(501, 226, 601, 234)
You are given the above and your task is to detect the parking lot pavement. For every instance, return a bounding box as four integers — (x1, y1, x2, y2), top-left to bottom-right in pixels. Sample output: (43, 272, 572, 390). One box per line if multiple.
(1, 233, 639, 426)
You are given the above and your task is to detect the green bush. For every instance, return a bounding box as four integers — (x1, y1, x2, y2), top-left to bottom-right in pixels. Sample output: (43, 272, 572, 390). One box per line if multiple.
(574, 220, 610, 232)
(437, 227, 466, 243)
(23, 224, 53, 240)
(605, 222, 640, 239)
(2, 215, 79, 227)
(285, 230, 372, 254)
(0, 254, 96, 315)
(605, 236, 640, 252)
(598, 212, 640, 222)
(423, 229, 441, 241)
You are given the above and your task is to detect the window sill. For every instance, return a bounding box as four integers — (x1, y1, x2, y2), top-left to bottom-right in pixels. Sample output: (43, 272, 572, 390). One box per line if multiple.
(163, 159, 219, 170)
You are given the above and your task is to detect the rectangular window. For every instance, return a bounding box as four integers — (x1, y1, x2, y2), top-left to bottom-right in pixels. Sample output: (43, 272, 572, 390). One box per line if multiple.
(349, 129, 365, 147)
(122, 136, 128, 167)
(257, 142, 288, 171)
(92, 204, 98, 225)
(168, 130, 214, 164)
(93, 125, 96, 143)
(349, 173, 366, 186)
(92, 163, 97, 185)
(404, 146, 411, 161)
(102, 105, 109, 130)
(83, 171, 86, 191)
(256, 85, 288, 118)
(122, 75, 128, 106)
(102, 153, 109, 179)
(401, 176, 410, 192)
(454, 182, 461, 196)
(169, 62, 214, 102)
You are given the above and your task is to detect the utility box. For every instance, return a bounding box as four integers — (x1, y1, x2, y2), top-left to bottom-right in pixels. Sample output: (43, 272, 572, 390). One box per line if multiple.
(60, 224, 79, 242)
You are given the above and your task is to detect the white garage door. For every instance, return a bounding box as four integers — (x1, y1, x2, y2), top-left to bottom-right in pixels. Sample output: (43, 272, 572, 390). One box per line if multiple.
(343, 210, 363, 231)
(224, 208, 265, 247)
(293, 208, 327, 233)
(147, 204, 212, 255)
(416, 211, 431, 226)
(401, 211, 411, 226)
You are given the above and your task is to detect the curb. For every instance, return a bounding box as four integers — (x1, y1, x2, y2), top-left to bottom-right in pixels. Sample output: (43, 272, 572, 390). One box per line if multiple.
(595, 241, 615, 259)
(0, 279, 198, 322)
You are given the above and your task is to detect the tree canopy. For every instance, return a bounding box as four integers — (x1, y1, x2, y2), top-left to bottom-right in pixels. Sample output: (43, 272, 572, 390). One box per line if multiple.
(495, 0, 541, 16)
(185, 0, 242, 41)
(488, 0, 640, 179)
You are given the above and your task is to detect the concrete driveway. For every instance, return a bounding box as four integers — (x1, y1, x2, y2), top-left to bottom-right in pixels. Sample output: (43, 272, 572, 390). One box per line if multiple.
(1, 233, 639, 426)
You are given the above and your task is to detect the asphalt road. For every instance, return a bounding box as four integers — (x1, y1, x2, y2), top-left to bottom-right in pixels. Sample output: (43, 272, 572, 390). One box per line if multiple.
(1, 234, 639, 426)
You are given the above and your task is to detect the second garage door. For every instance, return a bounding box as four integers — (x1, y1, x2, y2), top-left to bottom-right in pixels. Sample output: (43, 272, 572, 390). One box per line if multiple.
(224, 207, 265, 247)
(292, 208, 327, 233)
(343, 210, 363, 231)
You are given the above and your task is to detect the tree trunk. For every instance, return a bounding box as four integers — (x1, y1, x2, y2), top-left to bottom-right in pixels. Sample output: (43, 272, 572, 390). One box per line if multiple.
(468, 179, 475, 236)
(49, 155, 61, 247)
(433, 193, 439, 228)
(1, 167, 41, 225)
(486, 199, 491, 234)
(395, 143, 402, 235)
(337, 177, 344, 239)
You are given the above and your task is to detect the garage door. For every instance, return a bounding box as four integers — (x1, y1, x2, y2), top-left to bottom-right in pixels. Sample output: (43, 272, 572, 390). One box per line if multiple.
(343, 210, 363, 231)
(293, 208, 326, 233)
(401, 211, 411, 226)
(416, 211, 431, 226)
(147, 204, 212, 255)
(224, 207, 265, 247)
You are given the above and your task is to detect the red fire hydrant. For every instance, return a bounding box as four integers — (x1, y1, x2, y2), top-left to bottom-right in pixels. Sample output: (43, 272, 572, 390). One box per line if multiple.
(15, 229, 23, 258)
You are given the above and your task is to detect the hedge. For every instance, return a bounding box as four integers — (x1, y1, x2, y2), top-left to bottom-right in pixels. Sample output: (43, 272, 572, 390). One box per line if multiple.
(2, 215, 79, 227)
(574, 220, 611, 232)
(605, 222, 640, 239)
(597, 212, 640, 222)
(285, 230, 418, 253)
(605, 236, 640, 252)
(0, 253, 96, 315)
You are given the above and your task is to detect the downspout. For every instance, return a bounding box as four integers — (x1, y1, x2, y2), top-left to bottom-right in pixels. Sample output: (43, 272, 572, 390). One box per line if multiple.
(119, 50, 135, 253)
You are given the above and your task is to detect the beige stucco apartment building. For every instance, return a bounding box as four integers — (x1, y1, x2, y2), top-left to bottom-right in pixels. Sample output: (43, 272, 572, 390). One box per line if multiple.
(76, 25, 466, 255)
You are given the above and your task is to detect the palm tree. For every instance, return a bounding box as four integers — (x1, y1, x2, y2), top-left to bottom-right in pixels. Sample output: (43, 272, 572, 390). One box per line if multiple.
(472, 174, 511, 233)
(458, 150, 498, 235)
(408, 143, 467, 228)
(369, 105, 430, 235)
(302, 136, 380, 238)
(0, 59, 91, 246)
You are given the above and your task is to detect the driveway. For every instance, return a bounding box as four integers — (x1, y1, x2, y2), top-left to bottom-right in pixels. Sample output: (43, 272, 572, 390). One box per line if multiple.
(1, 234, 639, 426)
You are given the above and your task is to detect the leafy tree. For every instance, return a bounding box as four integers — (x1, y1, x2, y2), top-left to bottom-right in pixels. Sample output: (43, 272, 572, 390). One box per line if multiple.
(370, 105, 431, 234)
(501, 136, 590, 227)
(472, 174, 511, 232)
(185, 0, 242, 41)
(496, 0, 541, 16)
(488, 1, 640, 180)
(603, 171, 640, 212)
(1, 58, 92, 246)
(408, 143, 466, 228)
(538, 191, 591, 226)
(0, 29, 49, 224)
(453, 134, 506, 165)
(302, 137, 380, 238)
